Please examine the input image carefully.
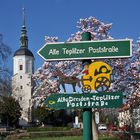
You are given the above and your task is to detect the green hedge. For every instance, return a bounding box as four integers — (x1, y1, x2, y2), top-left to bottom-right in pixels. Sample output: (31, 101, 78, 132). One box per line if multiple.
(27, 127, 71, 132)
(29, 129, 82, 138)
(99, 137, 120, 140)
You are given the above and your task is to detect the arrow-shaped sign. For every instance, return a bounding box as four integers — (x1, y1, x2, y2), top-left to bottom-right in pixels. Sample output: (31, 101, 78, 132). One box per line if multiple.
(44, 92, 123, 109)
(38, 39, 132, 61)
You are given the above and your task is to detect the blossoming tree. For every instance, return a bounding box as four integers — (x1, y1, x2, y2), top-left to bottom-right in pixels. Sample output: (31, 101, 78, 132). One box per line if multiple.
(32, 16, 113, 104)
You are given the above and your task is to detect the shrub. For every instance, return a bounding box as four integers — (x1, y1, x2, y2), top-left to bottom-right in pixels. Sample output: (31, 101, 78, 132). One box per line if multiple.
(27, 127, 71, 132)
(29, 129, 82, 138)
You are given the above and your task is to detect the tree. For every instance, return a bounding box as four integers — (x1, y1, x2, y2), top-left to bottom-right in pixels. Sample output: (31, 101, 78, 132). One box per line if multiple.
(0, 34, 12, 97)
(0, 96, 21, 127)
(117, 39, 140, 139)
(34, 106, 68, 126)
(34, 106, 49, 125)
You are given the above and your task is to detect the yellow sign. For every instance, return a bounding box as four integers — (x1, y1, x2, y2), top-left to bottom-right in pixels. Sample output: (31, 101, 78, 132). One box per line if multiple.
(81, 61, 112, 93)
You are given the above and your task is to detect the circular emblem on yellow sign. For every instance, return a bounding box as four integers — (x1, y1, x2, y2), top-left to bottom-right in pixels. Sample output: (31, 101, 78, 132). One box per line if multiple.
(81, 61, 112, 93)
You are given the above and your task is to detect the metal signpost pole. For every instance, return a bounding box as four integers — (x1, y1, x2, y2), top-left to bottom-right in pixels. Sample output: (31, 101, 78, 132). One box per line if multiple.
(82, 32, 92, 140)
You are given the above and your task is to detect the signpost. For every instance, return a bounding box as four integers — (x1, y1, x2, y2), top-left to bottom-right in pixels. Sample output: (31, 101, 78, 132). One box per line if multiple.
(38, 32, 132, 140)
(44, 92, 123, 109)
(82, 32, 92, 140)
(38, 39, 132, 61)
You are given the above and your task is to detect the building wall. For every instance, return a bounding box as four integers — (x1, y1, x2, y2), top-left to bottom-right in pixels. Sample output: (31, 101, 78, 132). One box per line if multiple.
(13, 55, 34, 75)
(12, 54, 34, 126)
(12, 73, 34, 126)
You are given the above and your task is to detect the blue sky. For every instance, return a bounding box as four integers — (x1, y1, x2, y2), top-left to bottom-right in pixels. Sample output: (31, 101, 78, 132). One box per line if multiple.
(1, 0, 140, 71)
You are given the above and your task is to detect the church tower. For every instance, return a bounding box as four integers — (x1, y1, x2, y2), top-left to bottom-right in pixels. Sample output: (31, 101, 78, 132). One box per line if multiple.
(12, 9, 34, 126)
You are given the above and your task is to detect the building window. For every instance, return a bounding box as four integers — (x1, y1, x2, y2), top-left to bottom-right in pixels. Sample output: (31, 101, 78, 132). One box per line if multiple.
(20, 76, 22, 79)
(19, 65, 23, 70)
(20, 85, 23, 89)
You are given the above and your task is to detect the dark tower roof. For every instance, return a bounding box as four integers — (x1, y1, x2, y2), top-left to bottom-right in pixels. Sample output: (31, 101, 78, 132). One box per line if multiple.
(14, 48, 34, 57)
(14, 8, 34, 58)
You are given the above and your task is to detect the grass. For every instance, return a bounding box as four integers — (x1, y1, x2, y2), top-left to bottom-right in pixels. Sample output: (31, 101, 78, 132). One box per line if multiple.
(20, 136, 82, 140)
(20, 136, 120, 140)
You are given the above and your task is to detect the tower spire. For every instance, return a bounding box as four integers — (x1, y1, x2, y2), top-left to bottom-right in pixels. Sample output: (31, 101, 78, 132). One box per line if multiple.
(22, 7, 26, 27)
(20, 8, 28, 48)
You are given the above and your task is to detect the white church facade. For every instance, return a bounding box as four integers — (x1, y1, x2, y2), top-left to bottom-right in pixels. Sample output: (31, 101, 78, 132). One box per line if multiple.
(12, 10, 34, 126)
